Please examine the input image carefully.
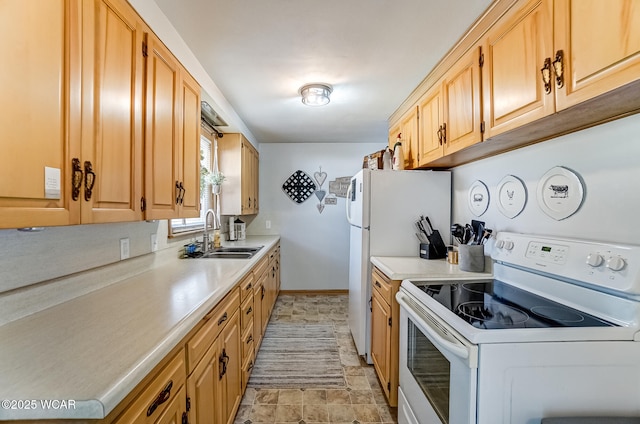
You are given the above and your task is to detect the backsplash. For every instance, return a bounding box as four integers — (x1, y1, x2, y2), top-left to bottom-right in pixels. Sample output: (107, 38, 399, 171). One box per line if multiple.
(0, 221, 161, 295)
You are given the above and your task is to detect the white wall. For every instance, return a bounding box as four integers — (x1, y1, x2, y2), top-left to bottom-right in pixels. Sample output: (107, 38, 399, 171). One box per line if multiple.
(248, 143, 381, 291)
(451, 113, 640, 245)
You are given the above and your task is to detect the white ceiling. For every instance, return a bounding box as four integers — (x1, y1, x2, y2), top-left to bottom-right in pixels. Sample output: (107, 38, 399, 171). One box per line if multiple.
(153, 0, 493, 144)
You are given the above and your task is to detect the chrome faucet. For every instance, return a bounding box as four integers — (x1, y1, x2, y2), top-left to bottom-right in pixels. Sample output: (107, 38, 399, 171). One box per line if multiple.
(202, 209, 215, 253)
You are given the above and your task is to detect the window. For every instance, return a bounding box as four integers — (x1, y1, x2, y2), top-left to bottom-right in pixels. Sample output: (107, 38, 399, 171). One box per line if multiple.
(169, 128, 214, 236)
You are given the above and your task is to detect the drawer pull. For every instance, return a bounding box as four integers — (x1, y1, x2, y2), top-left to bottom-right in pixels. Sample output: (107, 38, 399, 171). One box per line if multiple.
(146, 380, 173, 417)
(218, 312, 228, 326)
(246, 306, 252, 315)
(246, 283, 252, 290)
(247, 334, 253, 344)
(375, 281, 382, 289)
(247, 360, 254, 371)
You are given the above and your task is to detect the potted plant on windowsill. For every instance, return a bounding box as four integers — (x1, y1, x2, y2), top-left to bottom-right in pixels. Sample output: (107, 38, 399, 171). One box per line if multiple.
(207, 172, 226, 194)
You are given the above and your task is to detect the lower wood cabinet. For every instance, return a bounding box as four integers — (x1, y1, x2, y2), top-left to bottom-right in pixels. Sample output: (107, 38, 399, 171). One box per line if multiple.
(370, 267, 401, 407)
(110, 245, 281, 424)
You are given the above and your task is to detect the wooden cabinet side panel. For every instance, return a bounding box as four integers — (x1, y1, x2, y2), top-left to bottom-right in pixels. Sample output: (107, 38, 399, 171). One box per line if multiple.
(554, 0, 640, 110)
(144, 35, 180, 220)
(82, 0, 144, 223)
(370, 289, 390, 394)
(0, 0, 79, 227)
(482, 0, 554, 139)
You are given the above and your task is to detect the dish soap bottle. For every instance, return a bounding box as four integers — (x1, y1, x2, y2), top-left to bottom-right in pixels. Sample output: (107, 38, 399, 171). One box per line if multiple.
(392, 134, 404, 170)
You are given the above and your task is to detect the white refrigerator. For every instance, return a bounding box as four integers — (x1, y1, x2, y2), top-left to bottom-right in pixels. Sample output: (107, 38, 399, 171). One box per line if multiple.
(346, 168, 451, 363)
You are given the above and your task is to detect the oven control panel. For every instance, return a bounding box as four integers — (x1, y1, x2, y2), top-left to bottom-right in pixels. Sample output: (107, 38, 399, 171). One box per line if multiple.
(493, 232, 640, 296)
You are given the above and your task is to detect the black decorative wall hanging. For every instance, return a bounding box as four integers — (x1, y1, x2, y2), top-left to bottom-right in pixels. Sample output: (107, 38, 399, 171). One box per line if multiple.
(282, 170, 317, 204)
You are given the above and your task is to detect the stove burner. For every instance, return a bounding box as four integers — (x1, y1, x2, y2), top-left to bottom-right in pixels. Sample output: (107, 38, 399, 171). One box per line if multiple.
(530, 306, 586, 323)
(418, 284, 458, 297)
(457, 301, 530, 327)
(461, 282, 491, 294)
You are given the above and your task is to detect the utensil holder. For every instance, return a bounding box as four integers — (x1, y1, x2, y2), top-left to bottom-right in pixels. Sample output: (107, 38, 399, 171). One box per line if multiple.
(458, 244, 485, 272)
(419, 230, 447, 259)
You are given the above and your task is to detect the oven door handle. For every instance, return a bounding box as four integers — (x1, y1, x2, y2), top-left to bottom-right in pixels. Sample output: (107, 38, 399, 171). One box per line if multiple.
(396, 291, 471, 361)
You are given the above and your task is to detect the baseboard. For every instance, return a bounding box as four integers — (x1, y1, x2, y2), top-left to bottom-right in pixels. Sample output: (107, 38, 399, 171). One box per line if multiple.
(279, 289, 348, 296)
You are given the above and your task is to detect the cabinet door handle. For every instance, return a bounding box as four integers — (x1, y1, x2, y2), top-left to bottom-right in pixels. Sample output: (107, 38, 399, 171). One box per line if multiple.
(261, 286, 265, 300)
(83, 161, 96, 201)
(146, 380, 173, 417)
(246, 306, 252, 315)
(441, 123, 446, 143)
(552, 50, 564, 89)
(247, 334, 253, 344)
(71, 158, 83, 201)
(219, 349, 229, 380)
(177, 182, 185, 205)
(175, 181, 181, 205)
(437, 126, 443, 145)
(541, 57, 552, 94)
(218, 312, 228, 326)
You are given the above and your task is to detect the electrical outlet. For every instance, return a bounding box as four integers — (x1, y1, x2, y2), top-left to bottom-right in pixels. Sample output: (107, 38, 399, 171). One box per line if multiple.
(151, 233, 158, 252)
(266, 220, 271, 229)
(120, 238, 130, 260)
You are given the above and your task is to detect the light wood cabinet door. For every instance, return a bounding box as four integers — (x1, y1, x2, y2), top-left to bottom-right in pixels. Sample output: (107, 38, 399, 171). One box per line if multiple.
(178, 71, 201, 218)
(399, 107, 419, 169)
(219, 310, 242, 424)
(81, 0, 145, 223)
(443, 46, 483, 155)
(252, 277, 264, 351)
(0, 0, 81, 228)
(417, 84, 445, 166)
(371, 287, 391, 399)
(144, 33, 180, 220)
(219, 133, 259, 216)
(554, 0, 640, 110)
(187, 338, 222, 424)
(482, 0, 554, 139)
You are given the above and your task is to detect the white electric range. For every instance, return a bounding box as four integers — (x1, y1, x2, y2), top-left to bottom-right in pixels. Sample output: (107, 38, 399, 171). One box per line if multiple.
(396, 232, 640, 424)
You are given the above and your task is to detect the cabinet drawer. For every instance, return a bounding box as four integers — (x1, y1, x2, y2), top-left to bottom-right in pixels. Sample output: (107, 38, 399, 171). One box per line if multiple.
(253, 255, 269, 279)
(241, 295, 254, 333)
(187, 287, 240, 374)
(241, 322, 254, 362)
(239, 273, 254, 302)
(372, 268, 393, 305)
(113, 349, 185, 424)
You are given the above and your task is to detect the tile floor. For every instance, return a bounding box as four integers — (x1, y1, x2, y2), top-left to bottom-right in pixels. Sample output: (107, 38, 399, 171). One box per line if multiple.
(234, 294, 398, 424)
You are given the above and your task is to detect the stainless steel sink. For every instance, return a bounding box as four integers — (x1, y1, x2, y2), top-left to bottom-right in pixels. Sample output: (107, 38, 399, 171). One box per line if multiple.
(197, 245, 263, 259)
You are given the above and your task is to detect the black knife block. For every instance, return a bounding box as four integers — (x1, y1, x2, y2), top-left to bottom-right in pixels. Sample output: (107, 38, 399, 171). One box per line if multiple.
(419, 230, 447, 259)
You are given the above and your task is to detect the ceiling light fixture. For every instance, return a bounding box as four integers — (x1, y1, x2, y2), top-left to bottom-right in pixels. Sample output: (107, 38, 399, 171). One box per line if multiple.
(299, 83, 333, 106)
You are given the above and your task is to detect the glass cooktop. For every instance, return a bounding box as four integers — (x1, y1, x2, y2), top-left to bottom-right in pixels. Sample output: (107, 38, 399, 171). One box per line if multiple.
(415, 280, 616, 329)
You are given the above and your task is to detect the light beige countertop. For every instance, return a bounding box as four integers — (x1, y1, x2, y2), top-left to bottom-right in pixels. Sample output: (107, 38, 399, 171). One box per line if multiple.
(371, 255, 493, 281)
(0, 236, 279, 421)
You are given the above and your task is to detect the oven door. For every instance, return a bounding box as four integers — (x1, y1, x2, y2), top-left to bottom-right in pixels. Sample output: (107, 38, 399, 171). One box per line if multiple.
(396, 289, 478, 424)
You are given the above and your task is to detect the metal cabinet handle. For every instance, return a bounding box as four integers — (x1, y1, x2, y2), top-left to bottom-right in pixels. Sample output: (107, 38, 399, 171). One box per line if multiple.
(146, 380, 173, 417)
(219, 349, 229, 380)
(437, 126, 443, 145)
(541, 57, 552, 94)
(218, 312, 228, 326)
(552, 50, 564, 89)
(246, 306, 252, 315)
(440, 123, 446, 143)
(83, 161, 96, 201)
(175, 181, 181, 205)
(375, 281, 382, 289)
(71, 158, 83, 201)
(247, 334, 253, 344)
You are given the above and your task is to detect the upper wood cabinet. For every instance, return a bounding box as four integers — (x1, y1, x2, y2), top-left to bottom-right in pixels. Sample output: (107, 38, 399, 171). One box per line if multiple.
(417, 83, 444, 166)
(81, 0, 145, 223)
(482, 0, 554, 139)
(442, 46, 484, 155)
(218, 133, 259, 216)
(553, 0, 640, 110)
(388, 108, 419, 169)
(0, 0, 200, 229)
(0, 0, 80, 228)
(144, 33, 201, 220)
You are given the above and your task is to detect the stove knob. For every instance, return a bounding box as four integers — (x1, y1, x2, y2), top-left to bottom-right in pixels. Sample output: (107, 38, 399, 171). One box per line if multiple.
(606, 255, 626, 272)
(503, 241, 515, 251)
(495, 240, 505, 249)
(586, 253, 604, 267)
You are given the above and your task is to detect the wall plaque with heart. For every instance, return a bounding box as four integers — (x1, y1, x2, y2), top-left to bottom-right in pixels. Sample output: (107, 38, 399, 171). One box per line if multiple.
(314, 171, 327, 187)
(314, 190, 326, 202)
